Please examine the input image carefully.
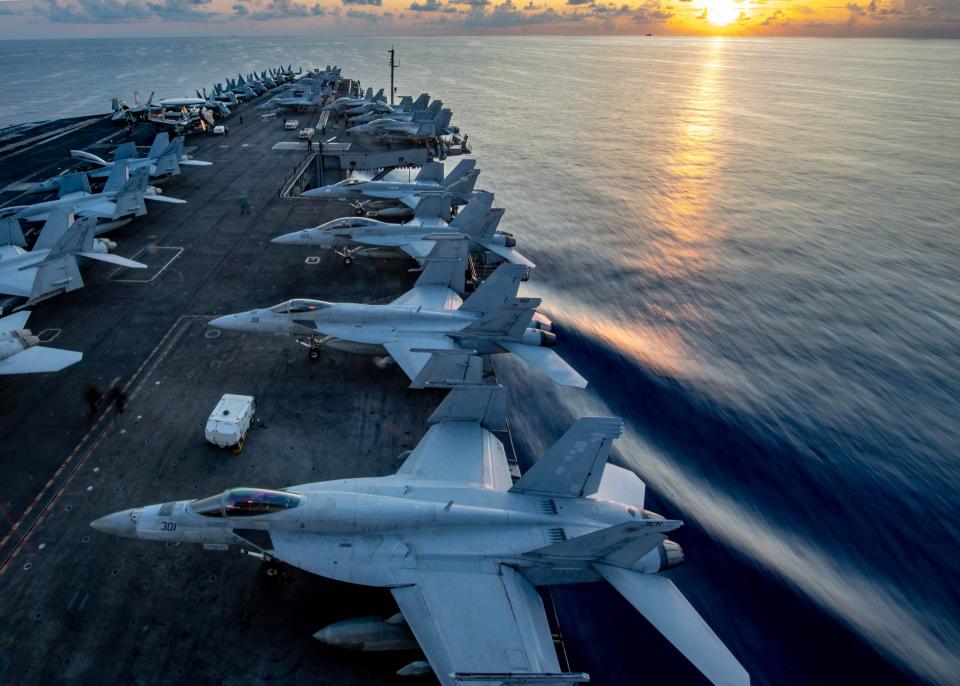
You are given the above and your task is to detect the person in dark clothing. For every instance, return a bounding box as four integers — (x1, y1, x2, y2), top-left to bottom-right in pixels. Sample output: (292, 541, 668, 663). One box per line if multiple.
(84, 381, 102, 417)
(239, 115, 243, 125)
(108, 382, 127, 413)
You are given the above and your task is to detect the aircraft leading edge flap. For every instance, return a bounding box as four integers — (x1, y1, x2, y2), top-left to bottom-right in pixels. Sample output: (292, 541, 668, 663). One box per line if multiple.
(509, 417, 622, 498)
(523, 519, 680, 569)
(428, 385, 507, 431)
(594, 564, 751, 686)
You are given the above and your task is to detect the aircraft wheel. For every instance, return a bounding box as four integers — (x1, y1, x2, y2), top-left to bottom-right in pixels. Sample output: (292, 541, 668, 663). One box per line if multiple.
(343, 256, 353, 266)
(309, 348, 321, 360)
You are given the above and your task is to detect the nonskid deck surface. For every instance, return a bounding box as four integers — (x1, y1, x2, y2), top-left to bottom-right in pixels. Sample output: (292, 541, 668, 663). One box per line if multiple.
(0, 95, 449, 684)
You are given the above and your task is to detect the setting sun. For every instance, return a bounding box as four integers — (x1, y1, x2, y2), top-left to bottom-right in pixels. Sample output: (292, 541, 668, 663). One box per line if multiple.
(703, 0, 740, 25)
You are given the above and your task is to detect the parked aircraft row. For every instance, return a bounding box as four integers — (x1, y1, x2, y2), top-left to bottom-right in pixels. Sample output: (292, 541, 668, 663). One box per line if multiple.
(110, 64, 306, 125)
(88, 69, 750, 686)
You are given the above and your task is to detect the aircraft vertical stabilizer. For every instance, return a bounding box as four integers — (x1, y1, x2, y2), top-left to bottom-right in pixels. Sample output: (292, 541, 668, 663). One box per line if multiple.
(509, 417, 622, 497)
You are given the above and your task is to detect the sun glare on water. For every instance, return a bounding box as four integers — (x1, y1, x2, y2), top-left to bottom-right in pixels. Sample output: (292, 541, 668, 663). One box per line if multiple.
(704, 0, 740, 25)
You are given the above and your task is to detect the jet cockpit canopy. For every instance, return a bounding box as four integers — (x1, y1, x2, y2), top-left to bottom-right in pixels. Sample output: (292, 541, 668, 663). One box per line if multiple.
(191, 488, 302, 517)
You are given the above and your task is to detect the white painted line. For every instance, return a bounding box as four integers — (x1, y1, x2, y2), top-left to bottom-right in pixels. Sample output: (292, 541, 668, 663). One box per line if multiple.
(108, 246, 183, 283)
(305, 256, 321, 264)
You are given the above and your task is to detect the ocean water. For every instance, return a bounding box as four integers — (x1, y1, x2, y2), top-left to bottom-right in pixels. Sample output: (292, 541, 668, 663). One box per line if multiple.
(1, 36, 959, 686)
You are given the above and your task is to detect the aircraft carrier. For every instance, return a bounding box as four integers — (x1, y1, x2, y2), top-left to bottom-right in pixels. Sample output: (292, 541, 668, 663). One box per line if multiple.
(0, 76, 555, 685)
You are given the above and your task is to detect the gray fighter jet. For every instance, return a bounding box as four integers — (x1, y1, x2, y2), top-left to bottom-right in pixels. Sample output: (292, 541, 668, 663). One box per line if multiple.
(110, 91, 160, 123)
(347, 99, 443, 126)
(30, 134, 211, 194)
(0, 211, 145, 310)
(211, 236, 577, 387)
(91, 384, 749, 686)
(348, 109, 452, 144)
(323, 87, 386, 113)
(2, 165, 185, 230)
(273, 191, 534, 268)
(301, 159, 478, 215)
(0, 310, 81, 374)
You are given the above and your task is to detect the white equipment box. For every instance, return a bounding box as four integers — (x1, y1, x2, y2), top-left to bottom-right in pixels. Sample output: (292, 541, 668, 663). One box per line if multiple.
(205, 394, 255, 448)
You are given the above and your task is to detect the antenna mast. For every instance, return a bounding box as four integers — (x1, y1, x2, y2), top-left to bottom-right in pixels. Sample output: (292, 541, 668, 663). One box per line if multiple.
(388, 46, 398, 106)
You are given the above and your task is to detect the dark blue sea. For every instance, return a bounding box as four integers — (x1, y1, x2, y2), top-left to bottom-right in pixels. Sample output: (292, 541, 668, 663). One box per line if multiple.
(1, 35, 958, 686)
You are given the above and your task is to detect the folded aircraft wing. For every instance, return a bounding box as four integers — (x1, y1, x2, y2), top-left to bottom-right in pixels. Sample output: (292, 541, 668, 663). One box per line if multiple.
(390, 284, 462, 310)
(395, 417, 512, 488)
(383, 333, 457, 383)
(0, 346, 82, 375)
(391, 566, 572, 686)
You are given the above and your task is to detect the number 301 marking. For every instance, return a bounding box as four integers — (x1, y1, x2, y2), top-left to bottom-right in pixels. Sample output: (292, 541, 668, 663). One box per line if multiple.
(161, 521, 177, 532)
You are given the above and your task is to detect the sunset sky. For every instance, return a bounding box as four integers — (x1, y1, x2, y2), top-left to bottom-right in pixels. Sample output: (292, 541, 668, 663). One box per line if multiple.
(0, 0, 958, 38)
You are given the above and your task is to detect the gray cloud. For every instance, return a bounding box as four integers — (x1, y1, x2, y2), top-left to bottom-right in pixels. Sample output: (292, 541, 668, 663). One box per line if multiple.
(244, 0, 327, 19)
(342, 0, 382, 5)
(409, 0, 460, 11)
(145, 0, 218, 21)
(346, 7, 390, 18)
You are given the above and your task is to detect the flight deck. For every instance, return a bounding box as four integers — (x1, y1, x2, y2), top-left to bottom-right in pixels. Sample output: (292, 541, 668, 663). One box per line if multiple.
(0, 82, 513, 685)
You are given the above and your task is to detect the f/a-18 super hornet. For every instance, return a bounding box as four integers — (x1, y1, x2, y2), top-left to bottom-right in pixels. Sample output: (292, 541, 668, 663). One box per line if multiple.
(323, 87, 386, 114)
(256, 85, 331, 112)
(347, 99, 442, 126)
(347, 109, 453, 145)
(30, 134, 211, 194)
(211, 236, 576, 387)
(91, 384, 749, 686)
(344, 93, 431, 121)
(110, 91, 160, 123)
(0, 310, 81, 374)
(1, 165, 185, 232)
(0, 211, 145, 311)
(301, 159, 478, 217)
(274, 191, 534, 268)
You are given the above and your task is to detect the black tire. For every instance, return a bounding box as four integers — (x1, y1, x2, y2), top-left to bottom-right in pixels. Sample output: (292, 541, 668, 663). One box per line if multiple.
(309, 349, 320, 360)
(343, 256, 353, 266)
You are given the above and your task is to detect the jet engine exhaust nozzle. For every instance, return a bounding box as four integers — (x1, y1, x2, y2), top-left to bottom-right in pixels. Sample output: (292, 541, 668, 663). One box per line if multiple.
(522, 329, 557, 348)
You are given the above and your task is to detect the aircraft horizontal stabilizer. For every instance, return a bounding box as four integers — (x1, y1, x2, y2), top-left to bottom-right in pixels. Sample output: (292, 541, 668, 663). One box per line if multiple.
(477, 241, 536, 268)
(499, 342, 587, 389)
(76, 252, 147, 269)
(452, 674, 590, 685)
(0, 346, 83, 375)
(0, 218, 26, 248)
(70, 150, 109, 166)
(594, 565, 750, 686)
(524, 519, 680, 567)
(143, 194, 187, 204)
(0, 311, 30, 335)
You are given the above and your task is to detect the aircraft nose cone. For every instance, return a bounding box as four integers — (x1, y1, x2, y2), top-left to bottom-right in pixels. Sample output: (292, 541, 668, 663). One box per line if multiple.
(271, 231, 309, 245)
(90, 509, 138, 538)
(209, 314, 243, 330)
